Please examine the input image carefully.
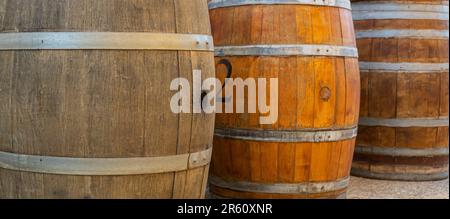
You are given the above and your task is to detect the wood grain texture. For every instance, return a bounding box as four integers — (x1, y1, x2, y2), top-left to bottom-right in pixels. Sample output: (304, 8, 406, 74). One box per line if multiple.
(210, 4, 360, 199)
(0, 0, 215, 199)
(353, 0, 449, 181)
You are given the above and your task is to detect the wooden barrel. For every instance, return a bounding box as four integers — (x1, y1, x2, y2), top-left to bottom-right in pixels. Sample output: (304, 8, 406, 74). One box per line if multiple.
(351, 0, 449, 181)
(0, 0, 215, 198)
(209, 0, 360, 199)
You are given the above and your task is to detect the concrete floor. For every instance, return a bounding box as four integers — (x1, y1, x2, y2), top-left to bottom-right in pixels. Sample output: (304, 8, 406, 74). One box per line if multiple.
(348, 176, 449, 199)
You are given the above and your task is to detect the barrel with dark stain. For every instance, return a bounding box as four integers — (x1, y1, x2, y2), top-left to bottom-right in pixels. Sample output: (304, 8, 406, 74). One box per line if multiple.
(352, 0, 449, 181)
(209, 0, 360, 199)
(0, 0, 215, 198)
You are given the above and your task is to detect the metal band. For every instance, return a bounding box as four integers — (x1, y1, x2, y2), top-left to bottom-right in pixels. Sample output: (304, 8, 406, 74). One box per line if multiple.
(355, 145, 449, 157)
(352, 2, 449, 13)
(0, 147, 212, 176)
(214, 127, 358, 143)
(351, 166, 449, 181)
(0, 32, 214, 51)
(352, 3, 449, 20)
(209, 176, 350, 194)
(359, 62, 449, 73)
(359, 117, 449, 128)
(215, 45, 359, 57)
(210, 190, 348, 199)
(353, 12, 449, 20)
(356, 30, 449, 39)
(208, 0, 352, 10)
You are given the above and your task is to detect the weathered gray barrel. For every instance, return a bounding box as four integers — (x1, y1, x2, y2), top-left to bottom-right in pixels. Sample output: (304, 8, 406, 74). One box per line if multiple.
(0, 0, 215, 198)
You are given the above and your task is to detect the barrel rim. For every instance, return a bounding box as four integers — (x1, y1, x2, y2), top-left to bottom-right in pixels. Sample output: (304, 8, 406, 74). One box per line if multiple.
(209, 188, 348, 199)
(209, 175, 350, 194)
(208, 0, 352, 10)
(351, 166, 449, 181)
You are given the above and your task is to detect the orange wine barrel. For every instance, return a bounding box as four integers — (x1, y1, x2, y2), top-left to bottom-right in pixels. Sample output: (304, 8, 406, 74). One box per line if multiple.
(0, 0, 215, 198)
(351, 0, 449, 181)
(209, 0, 360, 198)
